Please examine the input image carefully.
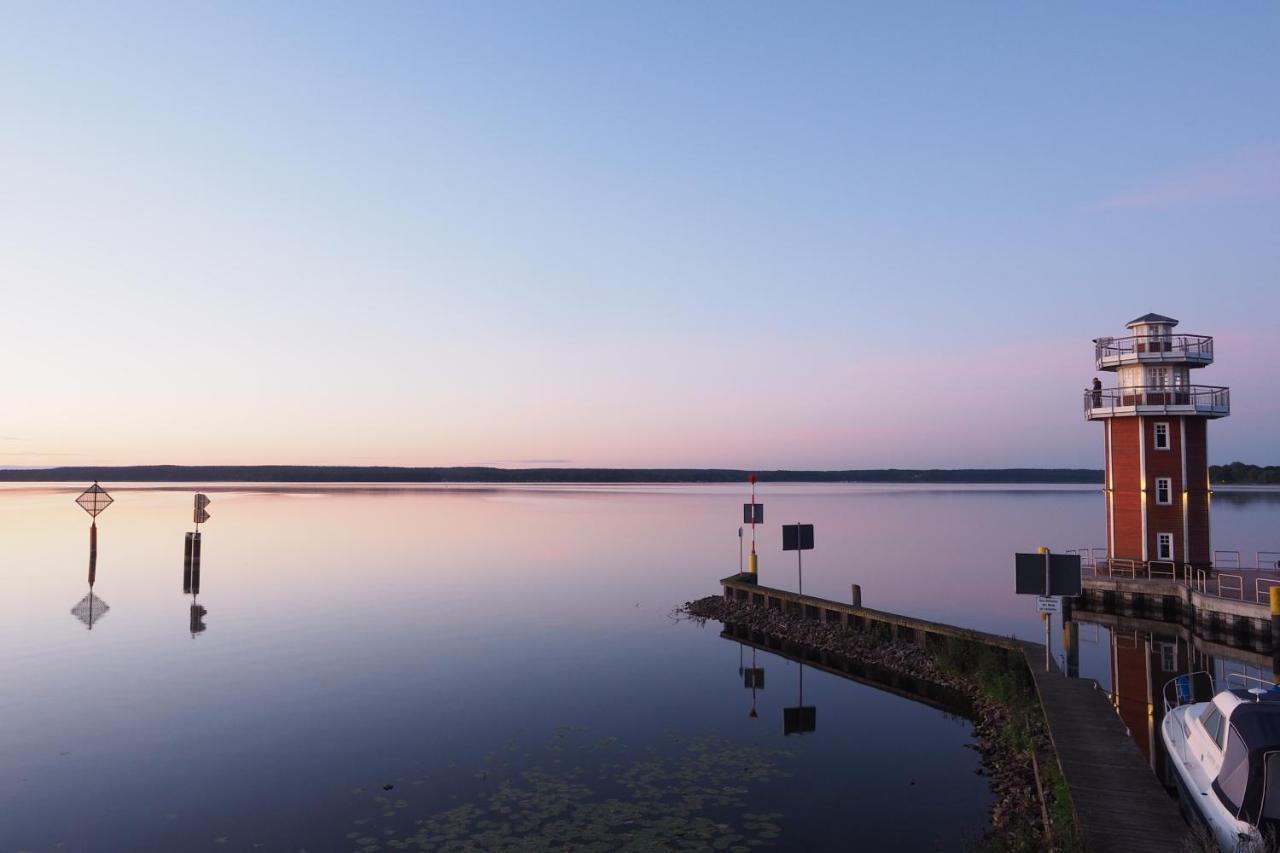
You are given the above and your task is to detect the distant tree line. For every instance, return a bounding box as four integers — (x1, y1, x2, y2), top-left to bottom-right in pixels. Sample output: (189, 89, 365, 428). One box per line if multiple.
(0, 465, 1108, 484)
(1211, 463, 1280, 485)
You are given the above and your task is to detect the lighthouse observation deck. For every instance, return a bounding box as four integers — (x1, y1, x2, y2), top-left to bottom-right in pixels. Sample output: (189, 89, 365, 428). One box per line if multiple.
(1083, 384, 1230, 420)
(1094, 333, 1214, 371)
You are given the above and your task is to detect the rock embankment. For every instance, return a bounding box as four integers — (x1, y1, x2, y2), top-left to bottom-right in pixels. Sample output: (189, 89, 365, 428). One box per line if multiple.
(679, 595, 1054, 850)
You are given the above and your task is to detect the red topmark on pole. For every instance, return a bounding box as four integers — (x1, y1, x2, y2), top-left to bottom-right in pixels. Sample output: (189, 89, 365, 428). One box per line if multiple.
(749, 474, 757, 485)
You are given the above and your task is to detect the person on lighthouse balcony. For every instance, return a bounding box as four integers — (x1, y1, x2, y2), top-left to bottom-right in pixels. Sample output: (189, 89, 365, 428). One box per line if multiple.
(1091, 377, 1102, 407)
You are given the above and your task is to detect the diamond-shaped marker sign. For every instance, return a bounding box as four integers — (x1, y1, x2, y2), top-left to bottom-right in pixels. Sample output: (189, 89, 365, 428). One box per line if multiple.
(75, 483, 113, 518)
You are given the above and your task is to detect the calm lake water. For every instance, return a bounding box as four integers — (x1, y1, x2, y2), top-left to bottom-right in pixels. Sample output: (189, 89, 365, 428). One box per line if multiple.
(3, 482, 1279, 852)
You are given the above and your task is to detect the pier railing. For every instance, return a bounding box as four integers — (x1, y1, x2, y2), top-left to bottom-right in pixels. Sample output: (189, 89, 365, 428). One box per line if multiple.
(1082, 384, 1230, 419)
(1077, 550, 1280, 605)
(1094, 333, 1214, 367)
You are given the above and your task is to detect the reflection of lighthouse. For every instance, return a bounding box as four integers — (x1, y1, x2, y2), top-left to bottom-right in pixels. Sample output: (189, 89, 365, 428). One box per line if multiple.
(1086, 314, 1229, 570)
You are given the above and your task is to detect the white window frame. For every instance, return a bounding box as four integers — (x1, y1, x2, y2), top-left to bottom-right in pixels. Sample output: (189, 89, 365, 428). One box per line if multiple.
(1155, 477, 1172, 505)
(1157, 532, 1174, 561)
(1154, 421, 1170, 450)
(1156, 641, 1176, 673)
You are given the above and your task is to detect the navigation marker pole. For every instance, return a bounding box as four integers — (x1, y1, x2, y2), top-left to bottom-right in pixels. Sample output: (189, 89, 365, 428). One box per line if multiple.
(749, 475, 759, 575)
(1040, 546, 1051, 673)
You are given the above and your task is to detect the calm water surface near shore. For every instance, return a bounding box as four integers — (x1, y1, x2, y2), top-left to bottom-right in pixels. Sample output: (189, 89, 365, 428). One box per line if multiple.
(3, 483, 1277, 851)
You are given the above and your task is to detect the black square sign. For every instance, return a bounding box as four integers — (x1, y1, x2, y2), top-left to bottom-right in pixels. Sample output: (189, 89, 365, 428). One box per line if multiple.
(743, 503, 764, 524)
(782, 524, 814, 551)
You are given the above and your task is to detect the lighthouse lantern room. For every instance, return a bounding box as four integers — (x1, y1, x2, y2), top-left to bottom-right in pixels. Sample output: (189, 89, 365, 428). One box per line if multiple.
(1086, 313, 1230, 570)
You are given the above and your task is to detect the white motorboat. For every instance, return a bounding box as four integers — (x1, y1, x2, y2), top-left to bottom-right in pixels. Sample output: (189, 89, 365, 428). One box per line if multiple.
(1161, 671, 1280, 852)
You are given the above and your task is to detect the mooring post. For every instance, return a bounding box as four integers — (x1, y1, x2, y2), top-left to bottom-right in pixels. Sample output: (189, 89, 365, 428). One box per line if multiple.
(851, 584, 862, 608)
(1271, 587, 1280, 682)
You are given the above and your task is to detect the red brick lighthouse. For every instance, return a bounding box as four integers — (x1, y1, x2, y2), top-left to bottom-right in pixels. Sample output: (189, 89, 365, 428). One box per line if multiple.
(1086, 313, 1230, 571)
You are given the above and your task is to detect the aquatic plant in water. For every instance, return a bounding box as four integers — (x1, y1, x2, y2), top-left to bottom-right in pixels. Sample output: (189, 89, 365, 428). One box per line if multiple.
(350, 730, 791, 852)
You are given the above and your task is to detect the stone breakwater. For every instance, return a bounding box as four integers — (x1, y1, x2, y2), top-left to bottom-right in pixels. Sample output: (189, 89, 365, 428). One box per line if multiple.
(678, 595, 1054, 850)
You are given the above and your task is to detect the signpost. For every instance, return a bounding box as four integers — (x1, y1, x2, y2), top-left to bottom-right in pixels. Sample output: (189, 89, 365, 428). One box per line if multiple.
(745, 475, 761, 575)
(1013, 548, 1081, 672)
(75, 482, 112, 590)
(782, 523, 815, 595)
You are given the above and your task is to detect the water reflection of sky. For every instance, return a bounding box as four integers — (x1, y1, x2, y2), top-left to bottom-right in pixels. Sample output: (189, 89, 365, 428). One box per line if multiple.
(2, 483, 1276, 850)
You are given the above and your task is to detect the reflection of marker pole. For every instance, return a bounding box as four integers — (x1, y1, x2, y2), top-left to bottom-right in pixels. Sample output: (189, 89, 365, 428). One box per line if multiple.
(748, 475, 758, 575)
(749, 648, 759, 719)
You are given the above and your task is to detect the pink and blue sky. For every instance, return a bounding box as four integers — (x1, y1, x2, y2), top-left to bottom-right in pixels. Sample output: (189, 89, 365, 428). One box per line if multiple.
(2, 2, 1278, 469)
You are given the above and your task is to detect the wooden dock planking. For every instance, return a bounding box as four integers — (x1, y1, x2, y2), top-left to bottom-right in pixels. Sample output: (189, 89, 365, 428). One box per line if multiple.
(1028, 655, 1189, 852)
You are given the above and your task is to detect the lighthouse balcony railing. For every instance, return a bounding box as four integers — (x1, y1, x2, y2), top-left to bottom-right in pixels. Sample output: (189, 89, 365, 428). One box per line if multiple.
(1094, 334, 1214, 368)
(1083, 384, 1230, 419)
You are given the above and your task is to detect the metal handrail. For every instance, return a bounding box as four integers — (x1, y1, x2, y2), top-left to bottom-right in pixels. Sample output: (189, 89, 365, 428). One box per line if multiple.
(1218, 573, 1245, 600)
(1163, 671, 1216, 715)
(1215, 550, 1242, 570)
(1259, 552, 1280, 571)
(1095, 334, 1214, 364)
(1083, 384, 1231, 417)
(1148, 560, 1176, 580)
(1110, 558, 1137, 578)
(1256, 577, 1280, 605)
(1226, 673, 1275, 693)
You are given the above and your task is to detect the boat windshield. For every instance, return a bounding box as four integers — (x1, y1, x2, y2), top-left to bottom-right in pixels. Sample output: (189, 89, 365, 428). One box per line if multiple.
(1264, 752, 1280, 821)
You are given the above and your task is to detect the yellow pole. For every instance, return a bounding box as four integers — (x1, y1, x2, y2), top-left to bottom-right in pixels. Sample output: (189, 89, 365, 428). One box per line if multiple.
(1270, 587, 1280, 684)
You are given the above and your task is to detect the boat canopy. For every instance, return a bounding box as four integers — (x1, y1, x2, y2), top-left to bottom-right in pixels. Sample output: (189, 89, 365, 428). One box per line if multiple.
(1213, 691, 1280, 825)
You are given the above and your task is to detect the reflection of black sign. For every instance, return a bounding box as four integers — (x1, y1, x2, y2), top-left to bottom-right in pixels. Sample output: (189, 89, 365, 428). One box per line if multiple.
(743, 503, 763, 524)
(783, 706, 816, 735)
(1014, 553, 1081, 596)
(190, 604, 207, 635)
(744, 668, 765, 689)
(782, 524, 814, 551)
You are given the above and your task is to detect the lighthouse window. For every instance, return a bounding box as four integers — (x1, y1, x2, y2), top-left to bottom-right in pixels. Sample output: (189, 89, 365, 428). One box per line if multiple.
(1155, 478, 1172, 505)
(1157, 532, 1174, 561)
(1154, 422, 1170, 450)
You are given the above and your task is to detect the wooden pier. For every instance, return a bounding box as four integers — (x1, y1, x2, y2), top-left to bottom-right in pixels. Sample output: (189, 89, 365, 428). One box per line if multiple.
(720, 574, 1190, 851)
(1027, 657, 1187, 852)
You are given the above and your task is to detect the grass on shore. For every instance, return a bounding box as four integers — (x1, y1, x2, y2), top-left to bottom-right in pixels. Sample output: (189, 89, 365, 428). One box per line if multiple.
(932, 638, 1082, 852)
